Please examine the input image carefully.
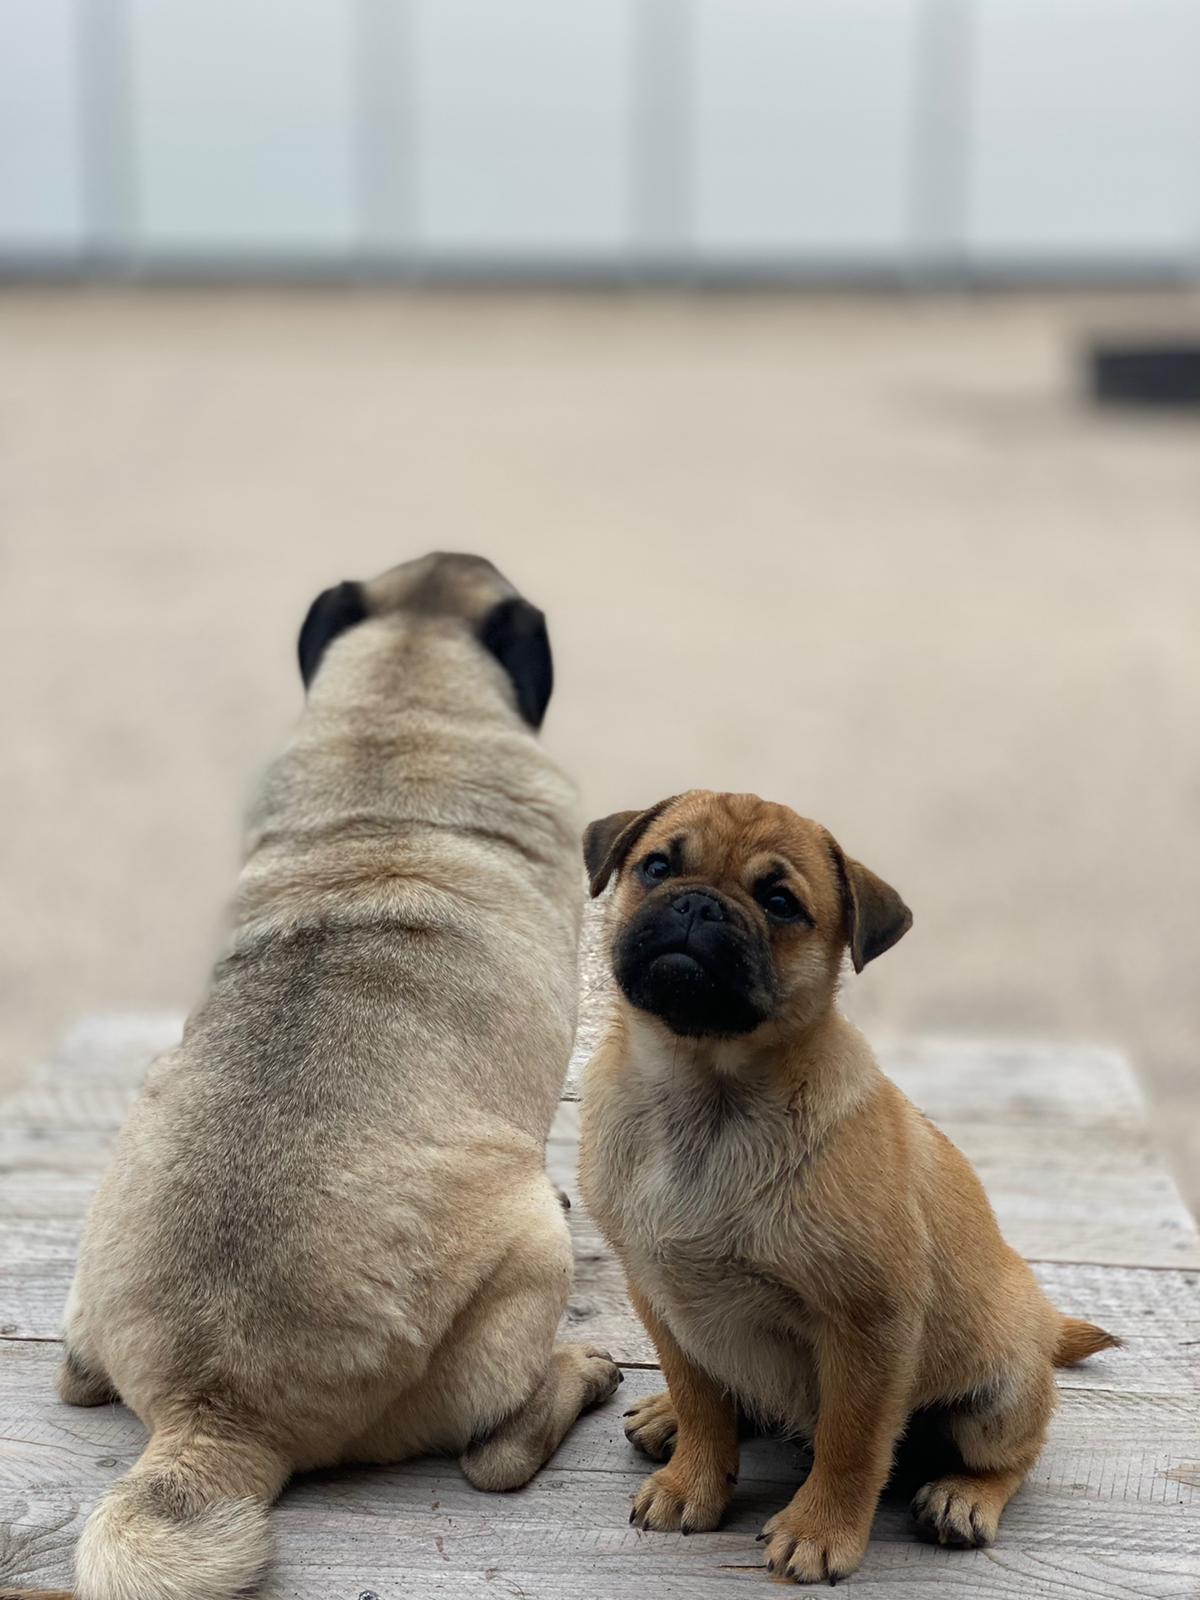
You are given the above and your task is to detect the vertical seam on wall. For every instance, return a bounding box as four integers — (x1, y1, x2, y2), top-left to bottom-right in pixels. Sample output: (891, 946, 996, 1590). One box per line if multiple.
(354, 0, 419, 275)
(630, 0, 694, 276)
(78, 0, 137, 270)
(907, 0, 975, 282)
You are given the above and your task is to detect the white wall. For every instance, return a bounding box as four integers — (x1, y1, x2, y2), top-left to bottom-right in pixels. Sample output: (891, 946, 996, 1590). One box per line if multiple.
(409, 0, 635, 262)
(691, 0, 920, 266)
(2, 0, 1197, 275)
(127, 0, 359, 260)
(965, 0, 1200, 266)
(0, 0, 86, 258)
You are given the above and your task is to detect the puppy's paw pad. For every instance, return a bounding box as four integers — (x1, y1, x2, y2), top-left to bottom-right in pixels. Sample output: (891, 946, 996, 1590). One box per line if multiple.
(622, 1389, 678, 1461)
(629, 1465, 730, 1534)
(911, 1478, 996, 1548)
(761, 1504, 871, 1585)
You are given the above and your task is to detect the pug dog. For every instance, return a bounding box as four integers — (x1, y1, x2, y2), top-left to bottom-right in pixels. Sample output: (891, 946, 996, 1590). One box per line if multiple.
(52, 554, 619, 1600)
(578, 790, 1116, 1586)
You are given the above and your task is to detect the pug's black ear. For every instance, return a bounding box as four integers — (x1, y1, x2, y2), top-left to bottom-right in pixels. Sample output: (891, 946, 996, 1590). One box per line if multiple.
(583, 796, 680, 897)
(826, 835, 913, 973)
(479, 597, 553, 728)
(298, 580, 367, 688)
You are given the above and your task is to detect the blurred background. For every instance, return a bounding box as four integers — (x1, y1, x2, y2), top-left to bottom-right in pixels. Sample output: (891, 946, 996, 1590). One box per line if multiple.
(1, 0, 1197, 1210)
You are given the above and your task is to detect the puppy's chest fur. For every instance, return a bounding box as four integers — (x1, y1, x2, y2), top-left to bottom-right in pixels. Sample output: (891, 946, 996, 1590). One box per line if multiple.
(585, 1063, 820, 1426)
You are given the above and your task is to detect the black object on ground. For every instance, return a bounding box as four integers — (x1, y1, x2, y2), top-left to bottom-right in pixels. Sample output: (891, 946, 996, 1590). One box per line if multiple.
(1089, 339, 1200, 408)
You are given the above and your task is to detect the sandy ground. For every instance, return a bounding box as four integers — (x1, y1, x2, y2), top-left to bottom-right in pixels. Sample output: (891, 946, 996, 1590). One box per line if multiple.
(1, 286, 1197, 1212)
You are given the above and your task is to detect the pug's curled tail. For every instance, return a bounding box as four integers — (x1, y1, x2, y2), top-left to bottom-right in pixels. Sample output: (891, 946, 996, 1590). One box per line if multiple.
(1054, 1315, 1121, 1367)
(74, 1417, 286, 1600)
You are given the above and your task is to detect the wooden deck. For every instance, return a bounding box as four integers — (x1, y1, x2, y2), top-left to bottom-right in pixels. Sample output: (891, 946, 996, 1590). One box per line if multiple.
(3, 975, 1198, 1594)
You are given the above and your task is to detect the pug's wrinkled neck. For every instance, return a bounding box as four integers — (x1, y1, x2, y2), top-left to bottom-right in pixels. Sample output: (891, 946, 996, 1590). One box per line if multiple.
(225, 623, 577, 937)
(300, 613, 527, 732)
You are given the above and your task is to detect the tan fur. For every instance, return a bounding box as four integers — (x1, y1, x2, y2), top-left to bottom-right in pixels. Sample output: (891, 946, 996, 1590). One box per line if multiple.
(579, 790, 1117, 1584)
(1055, 1316, 1122, 1367)
(58, 554, 619, 1600)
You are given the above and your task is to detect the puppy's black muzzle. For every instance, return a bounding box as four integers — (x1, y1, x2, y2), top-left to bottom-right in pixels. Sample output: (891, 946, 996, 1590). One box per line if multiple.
(613, 887, 776, 1038)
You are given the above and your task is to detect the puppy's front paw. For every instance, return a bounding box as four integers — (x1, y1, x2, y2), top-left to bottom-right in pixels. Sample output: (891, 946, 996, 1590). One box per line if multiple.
(911, 1476, 998, 1548)
(760, 1490, 872, 1585)
(629, 1462, 732, 1534)
(623, 1389, 677, 1460)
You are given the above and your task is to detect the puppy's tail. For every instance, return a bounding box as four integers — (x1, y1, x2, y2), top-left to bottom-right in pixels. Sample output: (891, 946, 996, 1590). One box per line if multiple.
(73, 1415, 286, 1600)
(1054, 1314, 1121, 1367)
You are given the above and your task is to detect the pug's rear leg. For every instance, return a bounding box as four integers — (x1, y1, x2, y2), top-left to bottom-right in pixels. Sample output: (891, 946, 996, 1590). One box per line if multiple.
(57, 1344, 116, 1407)
(344, 1180, 619, 1482)
(456, 1181, 620, 1489)
(462, 1341, 621, 1491)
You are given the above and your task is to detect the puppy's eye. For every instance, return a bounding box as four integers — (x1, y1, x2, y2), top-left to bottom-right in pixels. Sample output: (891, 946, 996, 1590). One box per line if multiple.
(759, 886, 805, 924)
(639, 853, 672, 886)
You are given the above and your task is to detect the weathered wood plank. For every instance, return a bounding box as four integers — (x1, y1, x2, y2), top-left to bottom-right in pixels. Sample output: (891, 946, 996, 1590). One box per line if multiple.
(7, 1045, 1195, 1286)
(5, 1147, 1191, 1353)
(25, 1013, 181, 1092)
(3, 1053, 1197, 1346)
(11, 1010, 1196, 1275)
(5, 1198, 1195, 1380)
(9, 1022, 1166, 1140)
(1, 1349, 1196, 1598)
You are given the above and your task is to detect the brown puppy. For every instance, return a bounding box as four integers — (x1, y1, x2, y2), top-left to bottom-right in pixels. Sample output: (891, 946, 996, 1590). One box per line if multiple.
(578, 790, 1116, 1586)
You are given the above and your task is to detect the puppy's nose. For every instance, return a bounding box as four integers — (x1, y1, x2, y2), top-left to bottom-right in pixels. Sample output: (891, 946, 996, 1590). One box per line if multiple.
(670, 890, 726, 927)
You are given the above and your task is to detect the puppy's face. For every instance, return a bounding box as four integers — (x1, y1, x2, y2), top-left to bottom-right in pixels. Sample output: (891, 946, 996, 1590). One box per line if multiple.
(584, 792, 911, 1040)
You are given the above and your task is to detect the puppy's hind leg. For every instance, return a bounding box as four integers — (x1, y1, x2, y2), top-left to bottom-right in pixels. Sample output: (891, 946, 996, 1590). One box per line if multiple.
(912, 1361, 1055, 1549)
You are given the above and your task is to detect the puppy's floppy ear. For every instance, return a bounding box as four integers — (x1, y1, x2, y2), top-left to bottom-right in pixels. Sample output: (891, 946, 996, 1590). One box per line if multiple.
(480, 597, 553, 728)
(298, 580, 367, 688)
(583, 796, 679, 897)
(827, 837, 913, 973)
